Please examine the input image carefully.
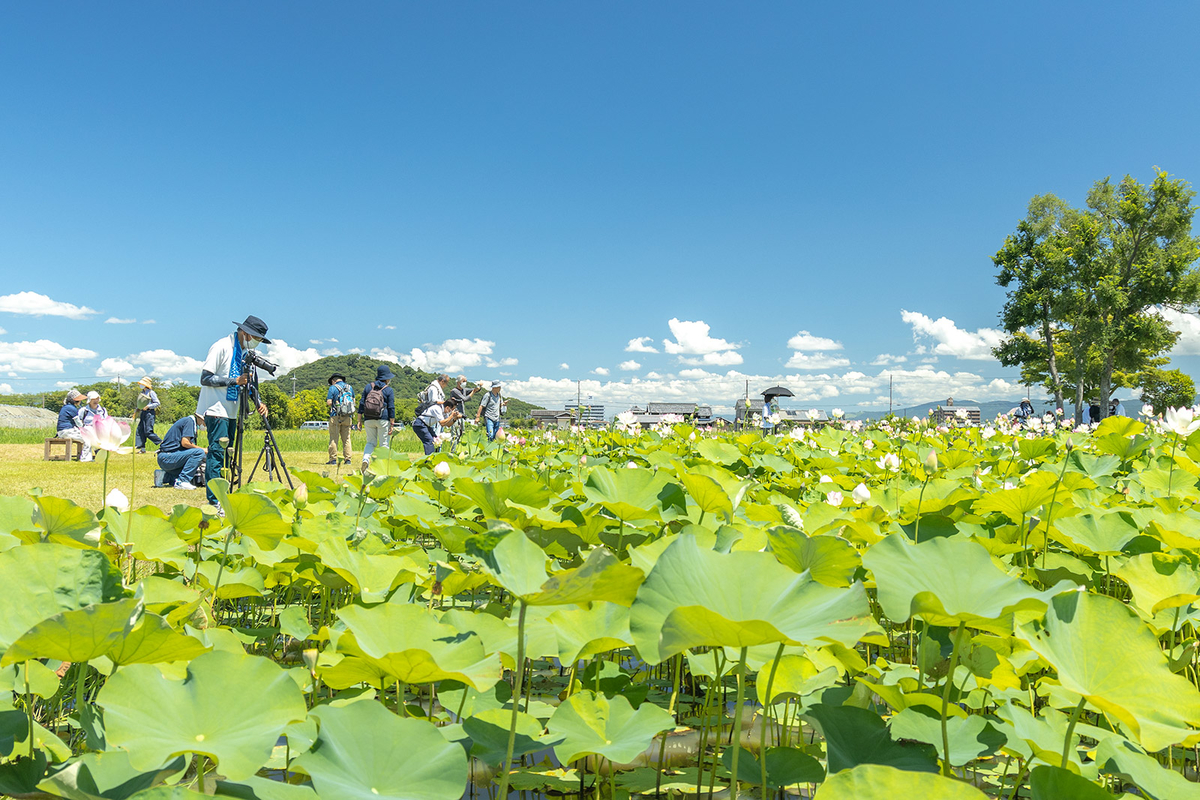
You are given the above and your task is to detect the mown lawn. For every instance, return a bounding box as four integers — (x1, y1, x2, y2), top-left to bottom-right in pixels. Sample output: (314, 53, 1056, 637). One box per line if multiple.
(0, 424, 423, 510)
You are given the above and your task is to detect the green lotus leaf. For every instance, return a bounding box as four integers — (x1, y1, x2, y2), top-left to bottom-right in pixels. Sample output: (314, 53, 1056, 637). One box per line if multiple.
(33, 496, 102, 547)
(0, 697, 70, 760)
(1114, 553, 1200, 616)
(0, 753, 48, 798)
(678, 474, 733, 521)
(1029, 765, 1116, 800)
(0, 496, 36, 538)
(1017, 590, 1200, 751)
(463, 707, 562, 766)
(295, 700, 467, 800)
(105, 511, 189, 569)
(192, 562, 266, 599)
(757, 654, 839, 705)
(583, 467, 685, 522)
(812, 764, 988, 799)
(213, 775, 318, 800)
(38, 750, 185, 800)
(209, 480, 288, 550)
(466, 529, 548, 598)
(279, 606, 314, 640)
(718, 746, 824, 787)
(806, 705, 937, 774)
(15, 661, 60, 697)
(887, 707, 1003, 766)
(528, 547, 643, 607)
(0, 543, 124, 656)
(972, 482, 1056, 522)
(548, 602, 633, 664)
(630, 535, 876, 663)
(1094, 735, 1200, 800)
(694, 439, 744, 466)
(336, 603, 500, 689)
(316, 538, 408, 603)
(99, 650, 306, 780)
(106, 614, 209, 666)
(452, 475, 556, 519)
(3, 598, 141, 666)
(1052, 512, 1140, 557)
(547, 690, 674, 765)
(864, 534, 1067, 631)
(767, 527, 861, 587)
(125, 788, 207, 800)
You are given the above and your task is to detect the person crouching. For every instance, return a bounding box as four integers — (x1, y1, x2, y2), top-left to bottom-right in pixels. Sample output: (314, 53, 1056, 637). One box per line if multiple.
(157, 412, 207, 490)
(413, 392, 462, 456)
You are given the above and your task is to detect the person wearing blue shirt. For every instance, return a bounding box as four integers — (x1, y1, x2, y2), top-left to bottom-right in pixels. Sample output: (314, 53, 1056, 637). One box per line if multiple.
(157, 412, 206, 490)
(357, 365, 395, 471)
(325, 373, 355, 465)
(56, 389, 91, 461)
(135, 377, 163, 453)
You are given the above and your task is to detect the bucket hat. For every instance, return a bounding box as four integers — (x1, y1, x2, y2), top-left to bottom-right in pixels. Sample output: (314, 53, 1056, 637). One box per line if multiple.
(328, 373, 346, 385)
(376, 365, 395, 381)
(232, 315, 272, 344)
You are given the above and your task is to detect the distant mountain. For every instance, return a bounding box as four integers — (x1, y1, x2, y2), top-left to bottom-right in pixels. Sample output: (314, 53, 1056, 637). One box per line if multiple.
(274, 354, 542, 420)
(846, 398, 1050, 422)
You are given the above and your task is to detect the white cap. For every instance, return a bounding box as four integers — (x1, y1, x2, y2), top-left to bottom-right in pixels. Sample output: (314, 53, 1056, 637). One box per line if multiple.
(86, 391, 100, 400)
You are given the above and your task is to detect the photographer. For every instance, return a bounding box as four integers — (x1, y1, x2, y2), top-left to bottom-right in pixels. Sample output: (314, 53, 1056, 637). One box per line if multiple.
(198, 315, 271, 506)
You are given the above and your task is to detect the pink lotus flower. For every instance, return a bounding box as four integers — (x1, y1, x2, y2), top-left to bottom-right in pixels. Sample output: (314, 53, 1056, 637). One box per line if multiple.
(80, 416, 133, 455)
(826, 491, 844, 506)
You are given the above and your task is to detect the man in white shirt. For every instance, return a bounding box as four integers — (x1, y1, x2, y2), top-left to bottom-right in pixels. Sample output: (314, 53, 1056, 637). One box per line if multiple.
(198, 315, 271, 505)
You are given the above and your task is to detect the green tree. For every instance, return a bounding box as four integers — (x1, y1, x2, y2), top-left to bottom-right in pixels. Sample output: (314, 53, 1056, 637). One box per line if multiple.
(252, 382, 294, 429)
(292, 389, 328, 425)
(1140, 368, 1197, 415)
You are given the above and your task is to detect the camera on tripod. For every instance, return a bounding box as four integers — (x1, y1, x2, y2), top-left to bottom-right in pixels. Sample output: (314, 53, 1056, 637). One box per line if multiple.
(243, 349, 278, 376)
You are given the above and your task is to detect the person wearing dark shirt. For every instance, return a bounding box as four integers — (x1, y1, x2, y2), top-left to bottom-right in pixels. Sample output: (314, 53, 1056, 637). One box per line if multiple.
(447, 376, 479, 453)
(135, 376, 163, 453)
(357, 365, 396, 471)
(56, 390, 91, 461)
(157, 412, 206, 490)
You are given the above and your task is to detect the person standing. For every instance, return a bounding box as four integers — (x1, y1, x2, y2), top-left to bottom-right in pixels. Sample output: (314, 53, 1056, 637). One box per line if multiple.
(56, 389, 90, 462)
(475, 381, 506, 441)
(358, 365, 395, 471)
(135, 377, 163, 453)
(325, 372, 355, 465)
(447, 376, 478, 453)
(156, 411, 206, 490)
(198, 316, 271, 506)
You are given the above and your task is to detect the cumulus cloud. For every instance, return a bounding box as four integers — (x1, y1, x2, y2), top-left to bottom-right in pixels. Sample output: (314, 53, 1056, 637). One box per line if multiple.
(680, 351, 744, 366)
(486, 357, 520, 368)
(262, 339, 324, 374)
(96, 357, 136, 376)
(1159, 308, 1200, 355)
(559, 363, 570, 370)
(370, 338, 506, 374)
(592, 367, 610, 376)
(0, 339, 97, 373)
(130, 349, 206, 377)
(618, 360, 641, 371)
(0, 292, 98, 319)
(626, 337, 659, 353)
(785, 352, 852, 369)
(786, 331, 843, 351)
(662, 318, 741, 356)
(901, 310, 1003, 360)
(870, 353, 908, 366)
(105, 317, 137, 325)
(0, 383, 11, 394)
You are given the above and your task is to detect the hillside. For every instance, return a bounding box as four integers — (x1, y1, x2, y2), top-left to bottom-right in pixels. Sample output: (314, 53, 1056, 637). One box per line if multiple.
(275, 354, 542, 421)
(846, 398, 1046, 422)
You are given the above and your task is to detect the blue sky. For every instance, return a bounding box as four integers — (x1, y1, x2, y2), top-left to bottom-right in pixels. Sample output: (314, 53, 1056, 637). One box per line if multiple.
(2, 3, 1199, 413)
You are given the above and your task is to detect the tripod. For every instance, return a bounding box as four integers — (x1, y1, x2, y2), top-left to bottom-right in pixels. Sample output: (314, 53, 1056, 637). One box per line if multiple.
(228, 366, 293, 490)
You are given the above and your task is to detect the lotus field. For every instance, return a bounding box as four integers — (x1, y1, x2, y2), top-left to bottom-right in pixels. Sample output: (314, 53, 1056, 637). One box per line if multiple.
(5, 410, 1200, 800)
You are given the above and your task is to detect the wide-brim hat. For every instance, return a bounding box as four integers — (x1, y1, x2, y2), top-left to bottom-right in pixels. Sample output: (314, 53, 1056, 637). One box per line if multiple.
(328, 373, 346, 385)
(232, 315, 272, 344)
(491, 380, 503, 388)
(138, 377, 153, 389)
(376, 365, 395, 381)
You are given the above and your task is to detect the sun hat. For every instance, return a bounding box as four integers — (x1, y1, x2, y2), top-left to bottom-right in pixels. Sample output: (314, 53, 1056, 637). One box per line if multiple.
(66, 389, 82, 401)
(138, 377, 153, 389)
(328, 373, 346, 385)
(491, 380, 503, 388)
(232, 315, 272, 344)
(86, 391, 100, 400)
(376, 365, 395, 381)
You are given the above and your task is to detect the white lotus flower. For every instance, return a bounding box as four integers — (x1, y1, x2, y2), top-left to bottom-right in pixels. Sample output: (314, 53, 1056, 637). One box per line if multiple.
(1165, 406, 1200, 436)
(981, 426, 996, 439)
(1142, 403, 1155, 418)
(433, 462, 451, 479)
(819, 475, 833, 484)
(876, 452, 900, 472)
(807, 408, 820, 420)
(851, 483, 870, 504)
(862, 439, 874, 451)
(831, 408, 844, 419)
(788, 427, 805, 441)
(105, 488, 129, 512)
(826, 491, 844, 506)
(955, 408, 968, 420)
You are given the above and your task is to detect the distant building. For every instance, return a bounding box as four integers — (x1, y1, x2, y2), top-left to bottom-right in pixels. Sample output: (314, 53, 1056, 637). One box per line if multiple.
(622, 402, 720, 428)
(0, 405, 58, 429)
(931, 406, 981, 425)
(734, 398, 828, 428)
(565, 402, 606, 425)
(531, 409, 575, 429)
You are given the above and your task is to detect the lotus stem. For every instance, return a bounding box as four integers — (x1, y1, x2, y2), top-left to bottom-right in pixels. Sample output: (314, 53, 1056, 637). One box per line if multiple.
(101, 450, 109, 510)
(729, 646, 749, 800)
(654, 653, 684, 798)
(24, 666, 33, 758)
(914, 476, 930, 543)
(1040, 451, 1072, 570)
(940, 622, 966, 777)
(1168, 431, 1180, 497)
(74, 662, 87, 724)
(1060, 696, 1086, 769)
(761, 643, 785, 793)
(495, 599, 527, 800)
(210, 527, 236, 618)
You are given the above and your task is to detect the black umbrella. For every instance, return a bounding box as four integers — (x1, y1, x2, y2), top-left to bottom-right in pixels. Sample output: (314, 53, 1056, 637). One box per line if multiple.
(761, 386, 794, 399)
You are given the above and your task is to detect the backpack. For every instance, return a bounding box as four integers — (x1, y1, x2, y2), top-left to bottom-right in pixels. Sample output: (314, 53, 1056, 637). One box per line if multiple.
(334, 382, 355, 415)
(414, 388, 434, 417)
(363, 383, 386, 419)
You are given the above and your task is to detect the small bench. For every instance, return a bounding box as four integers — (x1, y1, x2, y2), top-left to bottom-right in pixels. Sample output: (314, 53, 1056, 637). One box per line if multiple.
(44, 437, 84, 461)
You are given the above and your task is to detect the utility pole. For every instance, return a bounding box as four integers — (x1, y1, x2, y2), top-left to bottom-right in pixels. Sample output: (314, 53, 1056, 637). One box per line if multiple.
(291, 375, 297, 398)
(889, 374, 893, 415)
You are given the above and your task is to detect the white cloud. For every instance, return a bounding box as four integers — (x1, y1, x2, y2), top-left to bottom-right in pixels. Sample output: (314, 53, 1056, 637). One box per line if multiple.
(592, 367, 610, 376)
(785, 352, 852, 369)
(0, 339, 97, 373)
(348, 347, 364, 354)
(321, 348, 343, 357)
(786, 331, 843, 351)
(0, 328, 5, 335)
(618, 360, 641, 371)
(142, 319, 156, 324)
(0, 383, 11, 394)
(680, 351, 744, 366)
(645, 371, 662, 379)
(260, 339, 324, 375)
(96, 357, 136, 376)
(130, 349, 206, 377)
(105, 317, 137, 325)
(0, 292, 98, 319)
(559, 363, 570, 370)
(870, 353, 908, 366)
(662, 318, 740, 355)
(626, 337, 659, 353)
(1159, 308, 1200, 355)
(374, 338, 504, 373)
(901, 310, 1003, 360)
(378, 325, 396, 330)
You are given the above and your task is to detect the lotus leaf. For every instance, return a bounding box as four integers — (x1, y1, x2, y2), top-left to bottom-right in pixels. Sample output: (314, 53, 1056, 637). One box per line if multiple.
(99, 650, 306, 780)
(32, 496, 102, 547)
(678, 473, 733, 521)
(547, 602, 633, 664)
(887, 707, 1004, 766)
(719, 746, 824, 787)
(864, 534, 1067, 632)
(1053, 511, 1140, 556)
(296, 700, 467, 800)
(1094, 735, 1200, 800)
(1017, 590, 1200, 751)
(316, 537, 408, 602)
(463, 708, 562, 765)
(1114, 553, 1200, 615)
(547, 690, 674, 765)
(209, 480, 288, 550)
(105, 614, 209, 666)
(631, 534, 876, 663)
(805, 704, 938, 773)
(1029, 765, 1116, 800)
(3, 598, 142, 666)
(812, 763, 988, 798)
(105, 511, 189, 569)
(767, 527, 861, 586)
(37, 750, 185, 800)
(583, 467, 685, 522)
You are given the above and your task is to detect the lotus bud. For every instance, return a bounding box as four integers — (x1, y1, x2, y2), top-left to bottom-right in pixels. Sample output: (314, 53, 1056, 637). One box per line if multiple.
(626, 461, 637, 469)
(302, 648, 319, 676)
(106, 488, 130, 512)
(923, 450, 939, 475)
(851, 483, 870, 504)
(293, 483, 309, 509)
(433, 461, 451, 479)
(579, 454, 588, 465)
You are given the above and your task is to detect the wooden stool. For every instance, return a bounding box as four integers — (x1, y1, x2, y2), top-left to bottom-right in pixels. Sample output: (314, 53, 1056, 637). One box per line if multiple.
(44, 437, 84, 461)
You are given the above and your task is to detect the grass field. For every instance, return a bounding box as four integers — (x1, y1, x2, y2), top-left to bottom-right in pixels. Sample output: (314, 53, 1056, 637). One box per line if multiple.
(0, 424, 423, 510)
